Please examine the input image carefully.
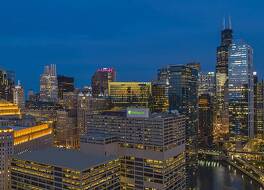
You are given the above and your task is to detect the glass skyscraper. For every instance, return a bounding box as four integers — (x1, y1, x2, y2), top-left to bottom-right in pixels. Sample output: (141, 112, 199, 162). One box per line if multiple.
(228, 40, 254, 138)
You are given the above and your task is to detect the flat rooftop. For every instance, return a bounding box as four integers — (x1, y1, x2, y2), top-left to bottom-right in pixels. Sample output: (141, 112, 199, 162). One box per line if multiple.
(13, 147, 117, 171)
(0, 126, 26, 131)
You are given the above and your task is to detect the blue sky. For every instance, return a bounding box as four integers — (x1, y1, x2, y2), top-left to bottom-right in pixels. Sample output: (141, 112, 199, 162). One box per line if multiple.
(0, 0, 263, 91)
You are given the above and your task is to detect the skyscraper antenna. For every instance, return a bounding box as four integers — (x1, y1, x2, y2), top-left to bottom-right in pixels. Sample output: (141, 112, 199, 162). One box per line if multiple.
(222, 17, 226, 30)
(228, 16, 232, 29)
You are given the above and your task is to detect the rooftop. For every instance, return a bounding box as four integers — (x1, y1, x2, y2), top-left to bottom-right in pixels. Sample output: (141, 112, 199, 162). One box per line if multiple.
(0, 126, 26, 131)
(13, 147, 117, 171)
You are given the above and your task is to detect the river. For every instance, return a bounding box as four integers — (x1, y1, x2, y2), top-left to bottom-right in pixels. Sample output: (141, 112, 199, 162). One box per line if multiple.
(189, 160, 263, 190)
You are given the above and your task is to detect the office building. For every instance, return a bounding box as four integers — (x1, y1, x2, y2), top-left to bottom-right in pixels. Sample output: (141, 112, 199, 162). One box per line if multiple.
(108, 82, 151, 108)
(198, 72, 215, 97)
(85, 108, 186, 190)
(11, 148, 120, 190)
(158, 64, 198, 151)
(92, 68, 116, 97)
(198, 94, 213, 148)
(0, 127, 14, 190)
(0, 69, 15, 102)
(12, 81, 25, 109)
(77, 92, 110, 134)
(149, 82, 169, 112)
(228, 40, 254, 138)
(40, 64, 58, 102)
(215, 18, 233, 138)
(57, 75, 74, 99)
(253, 73, 264, 137)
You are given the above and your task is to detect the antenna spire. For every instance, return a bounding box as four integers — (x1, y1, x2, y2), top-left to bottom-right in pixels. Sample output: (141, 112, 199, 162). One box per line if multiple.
(222, 17, 226, 30)
(228, 16, 232, 29)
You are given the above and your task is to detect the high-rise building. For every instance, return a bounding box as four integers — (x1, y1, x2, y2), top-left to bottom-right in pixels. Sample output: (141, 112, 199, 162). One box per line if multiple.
(40, 64, 58, 102)
(149, 81, 169, 112)
(228, 40, 254, 138)
(92, 68, 116, 97)
(198, 72, 215, 97)
(0, 69, 15, 101)
(57, 75, 74, 99)
(12, 81, 25, 109)
(77, 92, 109, 134)
(11, 148, 120, 190)
(215, 18, 233, 138)
(108, 82, 151, 108)
(198, 94, 213, 148)
(85, 108, 186, 190)
(158, 64, 198, 150)
(0, 127, 14, 190)
(253, 72, 264, 137)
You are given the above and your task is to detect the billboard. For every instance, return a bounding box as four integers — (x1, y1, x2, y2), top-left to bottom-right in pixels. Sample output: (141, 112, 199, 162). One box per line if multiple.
(126, 108, 149, 118)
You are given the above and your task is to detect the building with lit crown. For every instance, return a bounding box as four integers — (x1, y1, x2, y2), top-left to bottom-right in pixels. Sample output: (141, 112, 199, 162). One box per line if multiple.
(92, 68, 116, 97)
(40, 64, 58, 103)
(12, 81, 25, 109)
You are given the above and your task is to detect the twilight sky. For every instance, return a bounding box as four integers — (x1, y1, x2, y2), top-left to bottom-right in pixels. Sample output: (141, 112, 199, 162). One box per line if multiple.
(0, 0, 263, 91)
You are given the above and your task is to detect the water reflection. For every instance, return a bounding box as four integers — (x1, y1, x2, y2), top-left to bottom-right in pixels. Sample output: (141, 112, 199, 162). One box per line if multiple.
(190, 160, 263, 190)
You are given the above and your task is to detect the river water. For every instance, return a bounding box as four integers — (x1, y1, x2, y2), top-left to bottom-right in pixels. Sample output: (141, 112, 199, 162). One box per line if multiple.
(189, 160, 263, 190)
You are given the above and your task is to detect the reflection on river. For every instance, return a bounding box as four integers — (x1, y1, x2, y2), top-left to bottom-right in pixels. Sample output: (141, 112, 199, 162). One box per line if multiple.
(189, 160, 263, 190)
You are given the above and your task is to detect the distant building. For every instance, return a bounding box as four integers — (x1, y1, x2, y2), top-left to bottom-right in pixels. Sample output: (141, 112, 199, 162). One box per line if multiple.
(40, 64, 58, 103)
(198, 72, 215, 97)
(253, 72, 264, 137)
(108, 82, 151, 108)
(77, 92, 110, 134)
(11, 148, 120, 190)
(149, 81, 169, 112)
(12, 81, 24, 109)
(0, 69, 15, 102)
(57, 75, 74, 99)
(228, 40, 254, 138)
(198, 94, 213, 148)
(92, 68, 116, 97)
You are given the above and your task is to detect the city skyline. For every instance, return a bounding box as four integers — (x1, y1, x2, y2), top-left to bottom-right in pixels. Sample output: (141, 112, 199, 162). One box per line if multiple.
(1, 1, 264, 91)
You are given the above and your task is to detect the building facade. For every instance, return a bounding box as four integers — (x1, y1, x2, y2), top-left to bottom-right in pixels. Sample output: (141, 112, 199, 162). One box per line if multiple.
(157, 64, 198, 152)
(11, 148, 120, 190)
(40, 64, 58, 103)
(228, 40, 254, 138)
(215, 19, 233, 139)
(92, 68, 116, 97)
(108, 82, 152, 108)
(198, 94, 213, 148)
(85, 109, 186, 190)
(57, 75, 74, 99)
(254, 73, 264, 137)
(12, 81, 25, 109)
(0, 69, 15, 102)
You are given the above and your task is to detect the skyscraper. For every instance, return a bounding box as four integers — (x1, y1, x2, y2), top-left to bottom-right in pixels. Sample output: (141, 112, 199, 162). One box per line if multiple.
(253, 73, 264, 137)
(198, 72, 215, 97)
(57, 75, 74, 99)
(0, 69, 15, 102)
(215, 18, 233, 138)
(39, 64, 58, 102)
(228, 40, 254, 138)
(12, 81, 25, 109)
(198, 94, 213, 148)
(92, 68, 116, 97)
(158, 64, 199, 150)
